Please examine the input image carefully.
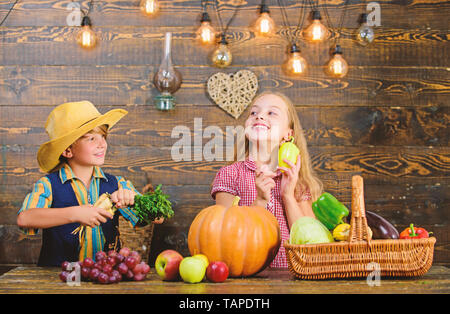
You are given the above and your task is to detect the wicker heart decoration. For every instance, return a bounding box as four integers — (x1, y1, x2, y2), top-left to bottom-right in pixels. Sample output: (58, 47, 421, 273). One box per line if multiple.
(207, 70, 258, 119)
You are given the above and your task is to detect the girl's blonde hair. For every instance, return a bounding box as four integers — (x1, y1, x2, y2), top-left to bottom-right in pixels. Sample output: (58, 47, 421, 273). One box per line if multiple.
(239, 91, 323, 201)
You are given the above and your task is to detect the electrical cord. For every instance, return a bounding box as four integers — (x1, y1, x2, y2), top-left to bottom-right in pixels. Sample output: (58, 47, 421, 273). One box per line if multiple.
(0, 0, 19, 27)
(277, 0, 306, 45)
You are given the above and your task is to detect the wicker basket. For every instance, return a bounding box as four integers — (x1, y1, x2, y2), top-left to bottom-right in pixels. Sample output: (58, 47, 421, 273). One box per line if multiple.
(284, 175, 436, 280)
(118, 184, 155, 263)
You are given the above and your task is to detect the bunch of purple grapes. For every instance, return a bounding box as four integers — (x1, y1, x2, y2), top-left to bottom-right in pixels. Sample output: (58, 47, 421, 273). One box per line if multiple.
(59, 247, 150, 284)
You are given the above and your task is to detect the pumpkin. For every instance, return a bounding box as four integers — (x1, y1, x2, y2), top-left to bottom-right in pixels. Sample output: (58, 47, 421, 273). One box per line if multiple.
(188, 196, 281, 277)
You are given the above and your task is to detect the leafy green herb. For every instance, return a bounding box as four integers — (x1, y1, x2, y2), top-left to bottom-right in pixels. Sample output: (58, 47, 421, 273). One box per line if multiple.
(133, 184, 174, 226)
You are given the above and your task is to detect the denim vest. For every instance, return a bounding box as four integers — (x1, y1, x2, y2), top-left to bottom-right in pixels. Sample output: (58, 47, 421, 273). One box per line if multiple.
(37, 171, 119, 266)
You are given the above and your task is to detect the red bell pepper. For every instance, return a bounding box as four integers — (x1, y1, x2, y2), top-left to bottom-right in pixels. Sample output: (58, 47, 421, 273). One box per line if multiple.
(399, 223, 429, 239)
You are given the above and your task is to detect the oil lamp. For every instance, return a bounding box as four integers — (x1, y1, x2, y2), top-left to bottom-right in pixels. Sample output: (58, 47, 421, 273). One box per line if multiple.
(153, 32, 182, 110)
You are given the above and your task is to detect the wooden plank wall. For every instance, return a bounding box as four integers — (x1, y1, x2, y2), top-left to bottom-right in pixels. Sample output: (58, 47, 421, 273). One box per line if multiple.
(0, 0, 448, 266)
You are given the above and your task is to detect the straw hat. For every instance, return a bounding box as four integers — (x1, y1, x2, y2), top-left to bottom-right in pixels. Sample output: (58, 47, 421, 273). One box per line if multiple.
(37, 101, 127, 173)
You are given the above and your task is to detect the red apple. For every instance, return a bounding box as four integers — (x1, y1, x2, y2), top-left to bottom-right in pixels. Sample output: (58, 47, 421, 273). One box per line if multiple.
(206, 261, 229, 283)
(155, 249, 183, 281)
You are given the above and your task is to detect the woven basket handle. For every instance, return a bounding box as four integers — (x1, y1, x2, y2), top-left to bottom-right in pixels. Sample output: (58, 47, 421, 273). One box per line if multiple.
(348, 175, 371, 243)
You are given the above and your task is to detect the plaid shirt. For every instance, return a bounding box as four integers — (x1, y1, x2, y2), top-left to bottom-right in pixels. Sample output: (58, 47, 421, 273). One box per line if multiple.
(211, 158, 311, 268)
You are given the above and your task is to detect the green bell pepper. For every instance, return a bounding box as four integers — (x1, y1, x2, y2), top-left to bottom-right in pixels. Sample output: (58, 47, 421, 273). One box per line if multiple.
(312, 192, 349, 230)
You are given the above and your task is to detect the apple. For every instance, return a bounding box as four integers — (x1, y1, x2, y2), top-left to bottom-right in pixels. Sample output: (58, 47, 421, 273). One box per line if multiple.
(192, 254, 209, 268)
(206, 261, 229, 283)
(179, 256, 207, 284)
(155, 249, 183, 281)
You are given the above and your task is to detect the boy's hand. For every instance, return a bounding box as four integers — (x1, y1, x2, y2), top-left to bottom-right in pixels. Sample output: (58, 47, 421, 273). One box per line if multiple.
(110, 186, 135, 209)
(74, 205, 113, 228)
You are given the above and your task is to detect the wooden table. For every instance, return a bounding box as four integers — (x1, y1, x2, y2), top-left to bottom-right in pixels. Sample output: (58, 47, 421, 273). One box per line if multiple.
(0, 265, 449, 294)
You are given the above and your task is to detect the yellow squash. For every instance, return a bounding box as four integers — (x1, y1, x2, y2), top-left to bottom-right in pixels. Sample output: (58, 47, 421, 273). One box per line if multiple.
(332, 223, 351, 241)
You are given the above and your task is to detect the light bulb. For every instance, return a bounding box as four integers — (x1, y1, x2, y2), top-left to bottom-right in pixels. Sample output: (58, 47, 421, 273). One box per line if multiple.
(76, 16, 97, 49)
(196, 12, 216, 45)
(253, 8, 276, 37)
(140, 0, 159, 16)
(303, 10, 329, 43)
(282, 44, 307, 76)
(356, 14, 374, 46)
(211, 36, 232, 68)
(326, 45, 348, 78)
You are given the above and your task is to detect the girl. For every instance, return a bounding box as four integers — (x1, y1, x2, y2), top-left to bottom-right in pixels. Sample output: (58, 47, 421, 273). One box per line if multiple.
(211, 91, 323, 268)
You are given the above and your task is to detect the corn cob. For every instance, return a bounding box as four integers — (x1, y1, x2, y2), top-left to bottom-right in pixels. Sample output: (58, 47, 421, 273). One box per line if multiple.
(71, 193, 116, 235)
(95, 193, 117, 215)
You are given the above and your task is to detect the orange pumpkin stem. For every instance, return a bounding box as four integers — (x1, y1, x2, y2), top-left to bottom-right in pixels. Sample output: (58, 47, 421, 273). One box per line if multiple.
(232, 196, 241, 206)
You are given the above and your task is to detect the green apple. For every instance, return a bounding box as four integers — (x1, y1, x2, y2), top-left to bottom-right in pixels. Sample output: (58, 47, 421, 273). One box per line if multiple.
(179, 256, 206, 283)
(192, 254, 209, 268)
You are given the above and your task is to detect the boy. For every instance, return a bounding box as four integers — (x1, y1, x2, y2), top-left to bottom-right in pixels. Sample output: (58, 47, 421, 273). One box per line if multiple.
(17, 101, 145, 266)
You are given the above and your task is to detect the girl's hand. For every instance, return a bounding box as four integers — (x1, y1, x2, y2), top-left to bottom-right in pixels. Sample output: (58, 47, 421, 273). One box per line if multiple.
(255, 165, 276, 203)
(110, 186, 135, 209)
(278, 154, 301, 200)
(73, 205, 113, 228)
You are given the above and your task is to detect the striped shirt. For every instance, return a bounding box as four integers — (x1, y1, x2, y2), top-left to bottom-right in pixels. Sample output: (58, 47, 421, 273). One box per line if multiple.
(18, 163, 139, 235)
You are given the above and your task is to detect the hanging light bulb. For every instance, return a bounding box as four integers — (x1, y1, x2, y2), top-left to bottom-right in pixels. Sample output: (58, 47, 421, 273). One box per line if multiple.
(140, 0, 159, 16)
(211, 35, 232, 68)
(282, 44, 307, 76)
(252, 1, 276, 37)
(76, 16, 97, 49)
(302, 10, 330, 43)
(356, 13, 375, 46)
(196, 12, 217, 45)
(326, 45, 349, 78)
